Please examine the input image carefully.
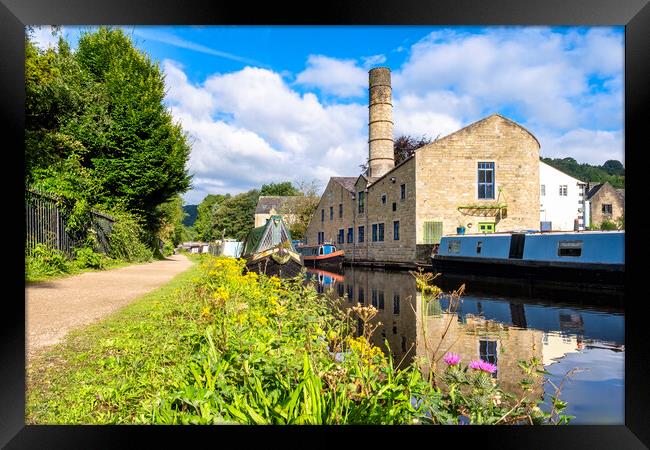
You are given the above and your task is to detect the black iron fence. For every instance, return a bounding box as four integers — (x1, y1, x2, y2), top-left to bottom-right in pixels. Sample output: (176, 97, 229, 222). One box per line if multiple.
(25, 188, 115, 257)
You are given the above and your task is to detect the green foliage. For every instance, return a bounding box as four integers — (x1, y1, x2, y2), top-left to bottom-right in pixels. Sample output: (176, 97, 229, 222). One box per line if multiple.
(26, 243, 71, 280)
(106, 210, 153, 262)
(193, 194, 231, 241)
(599, 219, 618, 231)
(26, 27, 192, 248)
(26, 257, 572, 425)
(541, 157, 624, 189)
(260, 181, 300, 197)
(211, 190, 261, 241)
(279, 180, 321, 240)
(73, 246, 106, 270)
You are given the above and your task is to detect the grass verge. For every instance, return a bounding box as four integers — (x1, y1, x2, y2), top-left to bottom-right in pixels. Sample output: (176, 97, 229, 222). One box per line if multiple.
(26, 259, 202, 424)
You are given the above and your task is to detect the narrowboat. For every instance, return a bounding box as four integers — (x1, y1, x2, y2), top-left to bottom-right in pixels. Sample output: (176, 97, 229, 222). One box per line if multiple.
(431, 231, 624, 297)
(241, 215, 303, 278)
(297, 243, 345, 268)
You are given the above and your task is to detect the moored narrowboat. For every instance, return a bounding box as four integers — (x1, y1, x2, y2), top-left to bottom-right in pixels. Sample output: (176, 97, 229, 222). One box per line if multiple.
(431, 231, 624, 296)
(241, 215, 303, 278)
(297, 243, 345, 268)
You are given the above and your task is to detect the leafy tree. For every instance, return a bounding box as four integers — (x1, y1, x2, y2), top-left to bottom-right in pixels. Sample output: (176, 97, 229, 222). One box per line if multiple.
(182, 204, 198, 227)
(541, 157, 624, 189)
(260, 181, 300, 197)
(25, 27, 192, 251)
(212, 190, 261, 241)
(360, 134, 435, 174)
(193, 194, 231, 241)
(278, 180, 321, 240)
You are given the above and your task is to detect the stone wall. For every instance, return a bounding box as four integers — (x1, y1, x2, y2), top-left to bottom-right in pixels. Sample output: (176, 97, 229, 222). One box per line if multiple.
(415, 114, 540, 241)
(589, 183, 624, 227)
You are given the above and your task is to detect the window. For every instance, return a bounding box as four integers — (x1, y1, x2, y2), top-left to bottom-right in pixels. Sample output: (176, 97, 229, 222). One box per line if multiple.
(559, 185, 568, 196)
(392, 202, 397, 212)
(358, 191, 365, 214)
(423, 221, 443, 244)
(479, 340, 498, 378)
(347, 227, 354, 243)
(337, 229, 344, 244)
(558, 240, 582, 257)
(476, 241, 483, 254)
(378, 223, 384, 241)
(330, 206, 334, 220)
(381, 194, 387, 205)
(347, 284, 354, 302)
(358, 286, 365, 304)
(478, 162, 495, 199)
(602, 204, 613, 215)
(541, 184, 545, 196)
(393, 221, 400, 240)
(393, 293, 400, 315)
(378, 291, 384, 310)
(339, 203, 343, 218)
(358, 226, 364, 243)
(371, 289, 378, 308)
(372, 224, 378, 242)
(400, 184, 406, 200)
(478, 222, 495, 233)
(321, 209, 324, 222)
(337, 283, 345, 298)
(448, 240, 461, 254)
(317, 231, 324, 244)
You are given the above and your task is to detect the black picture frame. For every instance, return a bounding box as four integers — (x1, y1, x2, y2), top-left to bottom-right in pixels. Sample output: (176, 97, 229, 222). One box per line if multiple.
(1, 0, 648, 447)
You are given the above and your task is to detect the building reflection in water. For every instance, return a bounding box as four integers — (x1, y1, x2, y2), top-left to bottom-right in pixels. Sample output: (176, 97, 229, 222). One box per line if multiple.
(306, 267, 548, 397)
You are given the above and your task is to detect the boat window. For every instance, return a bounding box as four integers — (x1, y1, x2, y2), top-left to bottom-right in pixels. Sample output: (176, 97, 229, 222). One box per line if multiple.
(319, 246, 324, 255)
(558, 240, 582, 257)
(476, 241, 482, 254)
(448, 240, 461, 254)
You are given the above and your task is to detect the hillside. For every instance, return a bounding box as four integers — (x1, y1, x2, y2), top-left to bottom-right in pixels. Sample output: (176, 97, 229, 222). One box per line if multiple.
(182, 204, 198, 227)
(541, 157, 624, 189)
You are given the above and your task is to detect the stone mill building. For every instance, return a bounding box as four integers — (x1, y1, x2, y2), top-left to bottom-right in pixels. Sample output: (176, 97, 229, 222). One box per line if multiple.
(304, 67, 541, 264)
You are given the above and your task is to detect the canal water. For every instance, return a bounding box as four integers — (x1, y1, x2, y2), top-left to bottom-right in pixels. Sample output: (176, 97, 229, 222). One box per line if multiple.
(304, 266, 624, 425)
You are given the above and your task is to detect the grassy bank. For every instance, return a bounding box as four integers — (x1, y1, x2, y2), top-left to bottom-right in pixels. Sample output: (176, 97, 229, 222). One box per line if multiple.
(27, 256, 569, 425)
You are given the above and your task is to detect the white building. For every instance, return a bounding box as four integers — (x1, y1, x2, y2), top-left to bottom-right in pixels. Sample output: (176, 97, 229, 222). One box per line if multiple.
(539, 162, 586, 231)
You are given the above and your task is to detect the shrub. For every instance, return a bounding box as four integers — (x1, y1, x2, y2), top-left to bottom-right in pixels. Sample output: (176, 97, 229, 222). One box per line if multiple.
(599, 219, 618, 231)
(73, 246, 105, 269)
(107, 211, 153, 262)
(26, 243, 71, 280)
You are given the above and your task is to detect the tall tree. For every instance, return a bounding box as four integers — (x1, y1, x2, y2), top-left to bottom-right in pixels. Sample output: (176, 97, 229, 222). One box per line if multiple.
(26, 27, 192, 238)
(260, 181, 300, 196)
(193, 194, 231, 241)
(212, 190, 261, 241)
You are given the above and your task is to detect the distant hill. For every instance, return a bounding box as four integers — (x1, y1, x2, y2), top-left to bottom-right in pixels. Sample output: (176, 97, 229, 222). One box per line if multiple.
(182, 204, 198, 227)
(541, 157, 624, 189)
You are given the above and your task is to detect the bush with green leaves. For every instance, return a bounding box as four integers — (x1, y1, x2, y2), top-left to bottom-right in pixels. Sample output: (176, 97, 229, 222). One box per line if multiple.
(73, 246, 105, 269)
(26, 243, 72, 280)
(106, 211, 153, 263)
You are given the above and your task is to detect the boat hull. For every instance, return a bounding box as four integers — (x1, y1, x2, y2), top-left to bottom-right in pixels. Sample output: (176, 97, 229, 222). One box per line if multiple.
(245, 247, 303, 278)
(430, 255, 624, 303)
(302, 250, 345, 269)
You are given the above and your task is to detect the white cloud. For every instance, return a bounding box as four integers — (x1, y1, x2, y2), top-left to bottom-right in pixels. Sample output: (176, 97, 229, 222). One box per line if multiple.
(362, 54, 387, 68)
(538, 128, 624, 166)
(294, 55, 367, 98)
(163, 62, 368, 204)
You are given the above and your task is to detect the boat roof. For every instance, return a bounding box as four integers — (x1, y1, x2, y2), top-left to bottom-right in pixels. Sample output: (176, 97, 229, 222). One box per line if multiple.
(442, 230, 624, 238)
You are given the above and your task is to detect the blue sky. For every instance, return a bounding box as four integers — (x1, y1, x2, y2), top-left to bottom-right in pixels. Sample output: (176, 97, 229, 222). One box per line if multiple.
(31, 26, 624, 204)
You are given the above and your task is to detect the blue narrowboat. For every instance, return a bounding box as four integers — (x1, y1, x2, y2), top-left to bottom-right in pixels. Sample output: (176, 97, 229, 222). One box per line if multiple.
(297, 243, 345, 268)
(431, 231, 624, 295)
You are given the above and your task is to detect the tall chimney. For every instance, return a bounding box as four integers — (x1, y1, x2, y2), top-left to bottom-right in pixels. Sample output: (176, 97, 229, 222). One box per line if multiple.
(368, 67, 394, 178)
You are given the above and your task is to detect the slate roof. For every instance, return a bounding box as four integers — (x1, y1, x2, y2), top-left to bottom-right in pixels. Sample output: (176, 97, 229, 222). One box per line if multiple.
(331, 177, 358, 192)
(585, 182, 605, 199)
(254, 196, 300, 214)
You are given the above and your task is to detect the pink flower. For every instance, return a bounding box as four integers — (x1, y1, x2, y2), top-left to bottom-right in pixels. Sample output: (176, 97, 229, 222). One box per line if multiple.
(469, 360, 497, 374)
(443, 352, 461, 366)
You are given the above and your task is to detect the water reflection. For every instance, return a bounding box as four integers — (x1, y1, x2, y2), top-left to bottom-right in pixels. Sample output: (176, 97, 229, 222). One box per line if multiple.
(304, 266, 625, 424)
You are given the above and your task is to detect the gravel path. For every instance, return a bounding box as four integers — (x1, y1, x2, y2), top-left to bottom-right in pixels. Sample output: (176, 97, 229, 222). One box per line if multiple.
(26, 254, 193, 359)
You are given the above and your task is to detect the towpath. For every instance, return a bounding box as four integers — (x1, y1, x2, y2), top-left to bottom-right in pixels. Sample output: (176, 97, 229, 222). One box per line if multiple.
(25, 254, 193, 360)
